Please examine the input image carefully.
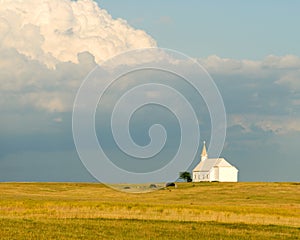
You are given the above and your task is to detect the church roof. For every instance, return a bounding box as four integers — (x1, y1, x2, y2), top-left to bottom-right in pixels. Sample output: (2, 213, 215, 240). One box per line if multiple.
(193, 158, 237, 172)
(194, 141, 238, 173)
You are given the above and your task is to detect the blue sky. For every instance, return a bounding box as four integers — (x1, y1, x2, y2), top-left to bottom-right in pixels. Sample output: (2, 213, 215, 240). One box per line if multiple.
(99, 0, 300, 59)
(0, 0, 299, 183)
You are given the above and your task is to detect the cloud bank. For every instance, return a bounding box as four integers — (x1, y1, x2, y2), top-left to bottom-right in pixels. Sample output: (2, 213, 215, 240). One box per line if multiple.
(0, 0, 300, 182)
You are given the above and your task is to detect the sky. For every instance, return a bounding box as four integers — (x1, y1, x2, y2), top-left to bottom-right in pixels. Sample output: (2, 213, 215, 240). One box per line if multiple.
(99, 0, 300, 59)
(0, 0, 299, 182)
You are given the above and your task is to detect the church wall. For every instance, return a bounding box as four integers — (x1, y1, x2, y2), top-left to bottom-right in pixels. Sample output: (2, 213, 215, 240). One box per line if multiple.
(218, 167, 238, 182)
(210, 167, 219, 181)
(192, 172, 210, 182)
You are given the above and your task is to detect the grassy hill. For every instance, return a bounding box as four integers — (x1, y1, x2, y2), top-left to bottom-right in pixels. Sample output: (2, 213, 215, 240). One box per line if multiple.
(0, 182, 299, 239)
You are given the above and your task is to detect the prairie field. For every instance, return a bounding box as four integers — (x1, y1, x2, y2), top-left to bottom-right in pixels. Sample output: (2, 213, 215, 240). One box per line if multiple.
(0, 182, 299, 239)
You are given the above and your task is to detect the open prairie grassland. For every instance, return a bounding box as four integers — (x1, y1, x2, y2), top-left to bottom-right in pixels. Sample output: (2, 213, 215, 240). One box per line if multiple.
(0, 182, 299, 239)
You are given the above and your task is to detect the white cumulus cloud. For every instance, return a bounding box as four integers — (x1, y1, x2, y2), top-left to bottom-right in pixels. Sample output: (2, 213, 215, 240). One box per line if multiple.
(0, 0, 156, 68)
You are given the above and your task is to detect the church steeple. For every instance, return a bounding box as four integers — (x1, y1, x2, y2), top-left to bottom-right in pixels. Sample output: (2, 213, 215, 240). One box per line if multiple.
(201, 141, 208, 161)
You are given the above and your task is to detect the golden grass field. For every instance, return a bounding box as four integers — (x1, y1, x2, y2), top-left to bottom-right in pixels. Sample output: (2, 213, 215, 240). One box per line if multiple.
(0, 182, 299, 239)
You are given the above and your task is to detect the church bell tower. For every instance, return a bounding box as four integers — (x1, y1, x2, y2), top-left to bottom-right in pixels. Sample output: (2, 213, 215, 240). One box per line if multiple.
(201, 141, 208, 162)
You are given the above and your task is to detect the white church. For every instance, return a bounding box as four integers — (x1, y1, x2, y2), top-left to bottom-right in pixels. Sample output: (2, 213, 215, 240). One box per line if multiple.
(192, 142, 238, 182)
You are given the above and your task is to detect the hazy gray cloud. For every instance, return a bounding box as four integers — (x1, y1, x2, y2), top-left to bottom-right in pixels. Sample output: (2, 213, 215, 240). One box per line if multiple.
(198, 55, 300, 136)
(0, 49, 95, 112)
